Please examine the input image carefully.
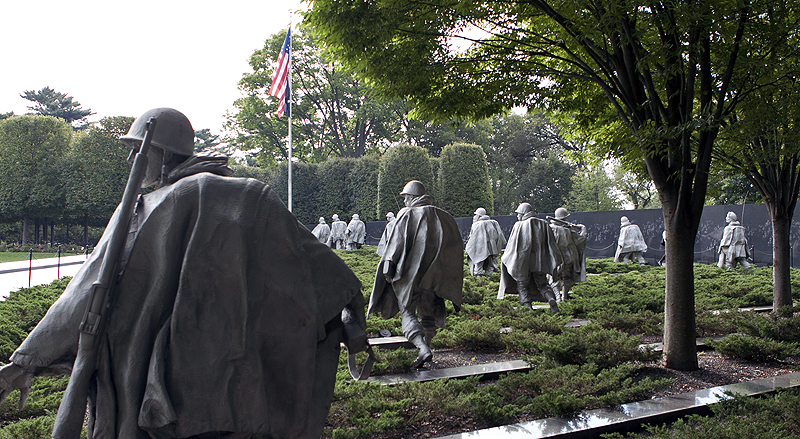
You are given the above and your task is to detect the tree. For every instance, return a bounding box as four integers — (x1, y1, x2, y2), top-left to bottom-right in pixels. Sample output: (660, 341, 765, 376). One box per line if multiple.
(568, 167, 621, 212)
(306, 0, 799, 371)
(438, 143, 494, 217)
(612, 166, 660, 210)
(194, 129, 221, 153)
(483, 113, 576, 215)
(227, 31, 407, 164)
(64, 116, 134, 245)
(715, 62, 800, 311)
(0, 115, 71, 245)
(518, 155, 576, 214)
(21, 87, 94, 129)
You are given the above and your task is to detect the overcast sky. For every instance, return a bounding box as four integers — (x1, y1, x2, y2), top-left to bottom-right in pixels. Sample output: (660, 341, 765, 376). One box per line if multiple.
(1, 0, 307, 134)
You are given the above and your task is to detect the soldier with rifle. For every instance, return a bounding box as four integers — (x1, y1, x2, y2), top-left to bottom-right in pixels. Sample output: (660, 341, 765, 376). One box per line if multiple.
(546, 208, 587, 302)
(0, 108, 366, 439)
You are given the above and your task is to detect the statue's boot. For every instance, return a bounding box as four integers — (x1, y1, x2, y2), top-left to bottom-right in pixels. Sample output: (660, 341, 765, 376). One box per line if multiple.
(518, 285, 534, 310)
(544, 290, 560, 313)
(409, 334, 432, 368)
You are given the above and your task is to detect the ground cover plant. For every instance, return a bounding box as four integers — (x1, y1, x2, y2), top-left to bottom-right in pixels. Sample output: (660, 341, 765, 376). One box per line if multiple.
(0, 252, 797, 437)
(602, 387, 800, 439)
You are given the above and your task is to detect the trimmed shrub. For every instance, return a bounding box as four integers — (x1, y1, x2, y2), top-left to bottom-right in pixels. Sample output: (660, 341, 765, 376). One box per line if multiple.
(267, 161, 321, 224)
(438, 143, 494, 217)
(376, 145, 433, 218)
(317, 158, 357, 221)
(347, 155, 380, 222)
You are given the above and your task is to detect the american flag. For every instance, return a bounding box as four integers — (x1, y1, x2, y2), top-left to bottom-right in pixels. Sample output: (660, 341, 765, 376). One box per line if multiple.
(268, 29, 291, 117)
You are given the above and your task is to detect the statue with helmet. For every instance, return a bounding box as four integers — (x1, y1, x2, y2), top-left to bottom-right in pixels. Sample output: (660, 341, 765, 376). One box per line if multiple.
(368, 180, 463, 368)
(327, 213, 348, 249)
(614, 216, 648, 264)
(546, 207, 588, 302)
(718, 211, 751, 270)
(498, 202, 562, 312)
(465, 207, 507, 276)
(312, 216, 331, 243)
(0, 108, 366, 439)
(376, 211, 396, 257)
(345, 213, 366, 250)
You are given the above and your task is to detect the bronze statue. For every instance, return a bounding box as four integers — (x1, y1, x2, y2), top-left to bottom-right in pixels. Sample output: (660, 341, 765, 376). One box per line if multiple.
(498, 202, 561, 312)
(368, 181, 463, 368)
(0, 108, 365, 439)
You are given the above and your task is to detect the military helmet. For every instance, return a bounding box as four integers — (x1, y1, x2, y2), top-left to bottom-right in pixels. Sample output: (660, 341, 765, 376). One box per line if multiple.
(400, 180, 426, 196)
(352, 214, 360, 220)
(554, 207, 569, 220)
(514, 203, 533, 215)
(319, 217, 326, 223)
(120, 107, 195, 157)
(726, 211, 738, 222)
(620, 216, 630, 226)
(332, 214, 340, 221)
(474, 207, 487, 216)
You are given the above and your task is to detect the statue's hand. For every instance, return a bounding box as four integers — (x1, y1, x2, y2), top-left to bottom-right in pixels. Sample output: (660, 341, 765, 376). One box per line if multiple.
(0, 363, 33, 410)
(382, 260, 396, 283)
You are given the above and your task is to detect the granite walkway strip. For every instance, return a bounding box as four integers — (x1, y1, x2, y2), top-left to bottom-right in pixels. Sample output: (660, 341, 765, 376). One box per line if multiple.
(432, 371, 800, 438)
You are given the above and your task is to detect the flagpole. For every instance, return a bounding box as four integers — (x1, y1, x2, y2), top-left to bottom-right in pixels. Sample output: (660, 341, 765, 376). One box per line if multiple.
(287, 16, 293, 212)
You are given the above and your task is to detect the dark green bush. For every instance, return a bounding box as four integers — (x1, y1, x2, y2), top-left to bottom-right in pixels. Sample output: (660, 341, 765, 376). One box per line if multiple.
(0, 279, 67, 362)
(526, 324, 659, 369)
(608, 388, 800, 438)
(708, 334, 800, 362)
(376, 144, 434, 218)
(438, 143, 494, 217)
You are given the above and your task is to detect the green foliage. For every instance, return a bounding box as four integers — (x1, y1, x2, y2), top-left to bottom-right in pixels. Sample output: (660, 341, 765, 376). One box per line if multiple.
(0, 279, 68, 362)
(63, 116, 133, 220)
(267, 161, 321, 224)
(567, 167, 622, 212)
(317, 158, 357, 220)
(438, 143, 494, 217)
(227, 31, 406, 163)
(527, 324, 659, 369)
(229, 164, 277, 185)
(615, 388, 800, 439)
(517, 155, 576, 214)
(376, 145, 434, 218)
(587, 258, 651, 274)
(347, 155, 380, 222)
(708, 334, 800, 362)
(20, 87, 93, 129)
(0, 115, 72, 224)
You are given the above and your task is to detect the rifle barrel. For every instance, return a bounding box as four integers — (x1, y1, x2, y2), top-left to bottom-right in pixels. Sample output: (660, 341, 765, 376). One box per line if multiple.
(52, 118, 157, 439)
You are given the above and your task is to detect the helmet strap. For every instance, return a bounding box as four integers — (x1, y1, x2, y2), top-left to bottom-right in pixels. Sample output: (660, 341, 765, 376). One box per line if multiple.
(159, 151, 174, 187)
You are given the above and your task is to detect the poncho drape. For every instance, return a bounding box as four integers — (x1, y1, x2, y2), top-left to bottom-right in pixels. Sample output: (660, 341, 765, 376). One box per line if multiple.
(367, 196, 463, 325)
(12, 173, 361, 439)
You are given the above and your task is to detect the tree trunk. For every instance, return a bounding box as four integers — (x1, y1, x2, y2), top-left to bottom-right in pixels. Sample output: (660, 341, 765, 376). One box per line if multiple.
(661, 203, 700, 371)
(83, 214, 89, 247)
(42, 217, 48, 245)
(22, 215, 28, 246)
(35, 218, 40, 245)
(771, 213, 793, 311)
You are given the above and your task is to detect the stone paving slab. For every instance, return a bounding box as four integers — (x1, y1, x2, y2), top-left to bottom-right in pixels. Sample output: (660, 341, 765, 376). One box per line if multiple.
(369, 360, 531, 385)
(432, 371, 800, 438)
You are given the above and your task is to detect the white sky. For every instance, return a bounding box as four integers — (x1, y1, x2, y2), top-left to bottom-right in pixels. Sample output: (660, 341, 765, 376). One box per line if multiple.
(1, 0, 308, 134)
